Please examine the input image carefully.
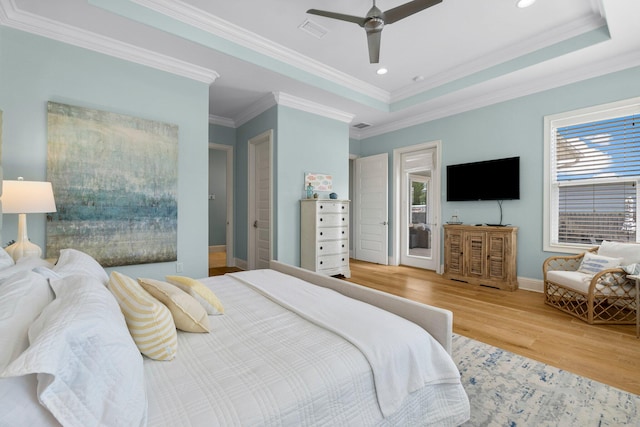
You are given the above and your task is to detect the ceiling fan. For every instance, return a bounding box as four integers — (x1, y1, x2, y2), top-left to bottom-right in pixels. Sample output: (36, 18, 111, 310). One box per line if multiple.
(307, 0, 442, 64)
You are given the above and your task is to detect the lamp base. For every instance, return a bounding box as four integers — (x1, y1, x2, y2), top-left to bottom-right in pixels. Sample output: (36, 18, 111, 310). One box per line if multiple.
(5, 213, 43, 262)
(5, 240, 42, 262)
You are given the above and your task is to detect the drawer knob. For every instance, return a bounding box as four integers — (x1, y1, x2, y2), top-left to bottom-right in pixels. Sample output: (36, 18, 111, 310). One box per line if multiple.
(320, 261, 323, 265)
(320, 232, 323, 236)
(320, 246, 323, 250)
(320, 218, 323, 221)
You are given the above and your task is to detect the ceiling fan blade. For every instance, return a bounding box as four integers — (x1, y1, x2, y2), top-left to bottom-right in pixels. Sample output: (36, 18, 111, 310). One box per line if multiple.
(384, 0, 442, 25)
(307, 9, 367, 26)
(366, 29, 382, 64)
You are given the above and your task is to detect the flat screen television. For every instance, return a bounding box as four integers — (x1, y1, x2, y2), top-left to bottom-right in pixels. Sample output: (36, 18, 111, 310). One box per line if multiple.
(446, 156, 520, 201)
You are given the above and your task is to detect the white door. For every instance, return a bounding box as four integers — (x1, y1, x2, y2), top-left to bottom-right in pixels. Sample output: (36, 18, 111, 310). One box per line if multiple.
(396, 145, 440, 271)
(248, 130, 272, 270)
(354, 153, 388, 265)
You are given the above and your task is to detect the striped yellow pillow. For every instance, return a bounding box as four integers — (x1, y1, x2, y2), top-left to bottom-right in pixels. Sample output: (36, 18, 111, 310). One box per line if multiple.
(166, 276, 224, 315)
(138, 278, 209, 333)
(108, 271, 177, 361)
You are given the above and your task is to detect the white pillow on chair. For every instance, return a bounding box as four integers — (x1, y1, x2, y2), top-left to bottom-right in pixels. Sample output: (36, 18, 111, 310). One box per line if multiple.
(598, 240, 640, 265)
(577, 252, 623, 275)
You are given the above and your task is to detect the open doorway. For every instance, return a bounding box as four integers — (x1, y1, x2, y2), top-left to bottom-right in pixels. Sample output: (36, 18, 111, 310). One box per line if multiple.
(393, 141, 441, 271)
(208, 143, 234, 270)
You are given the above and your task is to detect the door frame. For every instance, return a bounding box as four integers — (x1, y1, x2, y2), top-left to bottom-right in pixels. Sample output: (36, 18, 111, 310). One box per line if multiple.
(392, 140, 442, 271)
(247, 130, 273, 270)
(208, 143, 234, 267)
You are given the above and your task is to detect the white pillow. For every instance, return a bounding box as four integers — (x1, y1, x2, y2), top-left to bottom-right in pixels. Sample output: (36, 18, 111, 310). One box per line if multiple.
(0, 375, 61, 427)
(577, 252, 623, 275)
(0, 256, 53, 285)
(598, 240, 640, 266)
(1, 274, 147, 427)
(53, 248, 109, 285)
(0, 271, 54, 371)
(0, 247, 14, 271)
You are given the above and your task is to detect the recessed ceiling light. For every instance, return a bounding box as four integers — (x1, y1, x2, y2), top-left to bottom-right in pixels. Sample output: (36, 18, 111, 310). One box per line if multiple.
(413, 75, 425, 82)
(516, 0, 536, 8)
(377, 67, 388, 75)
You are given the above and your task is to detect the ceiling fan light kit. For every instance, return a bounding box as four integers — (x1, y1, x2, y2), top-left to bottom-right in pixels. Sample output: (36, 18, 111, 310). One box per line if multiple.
(307, 0, 442, 64)
(516, 0, 536, 8)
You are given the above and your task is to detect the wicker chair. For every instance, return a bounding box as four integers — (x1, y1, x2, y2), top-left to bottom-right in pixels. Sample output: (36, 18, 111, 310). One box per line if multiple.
(543, 246, 638, 325)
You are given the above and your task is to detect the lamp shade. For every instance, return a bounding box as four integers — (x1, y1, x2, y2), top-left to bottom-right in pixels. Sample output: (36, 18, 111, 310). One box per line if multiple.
(1, 179, 57, 214)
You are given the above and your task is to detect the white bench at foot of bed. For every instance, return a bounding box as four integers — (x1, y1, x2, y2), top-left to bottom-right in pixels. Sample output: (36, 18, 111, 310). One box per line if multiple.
(270, 260, 453, 354)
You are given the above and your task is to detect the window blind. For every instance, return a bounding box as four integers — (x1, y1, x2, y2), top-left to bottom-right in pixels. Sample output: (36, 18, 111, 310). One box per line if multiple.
(552, 112, 640, 244)
(557, 182, 636, 244)
(555, 113, 640, 181)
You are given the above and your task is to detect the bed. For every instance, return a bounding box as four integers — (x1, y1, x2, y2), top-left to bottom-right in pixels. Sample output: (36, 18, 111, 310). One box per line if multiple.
(0, 246, 470, 426)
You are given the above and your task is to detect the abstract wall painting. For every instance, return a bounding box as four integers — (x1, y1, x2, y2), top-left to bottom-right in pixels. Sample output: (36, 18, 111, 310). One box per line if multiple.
(46, 102, 178, 267)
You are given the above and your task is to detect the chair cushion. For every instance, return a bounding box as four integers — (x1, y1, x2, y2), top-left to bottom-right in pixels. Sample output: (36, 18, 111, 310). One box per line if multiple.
(598, 240, 640, 265)
(546, 270, 635, 297)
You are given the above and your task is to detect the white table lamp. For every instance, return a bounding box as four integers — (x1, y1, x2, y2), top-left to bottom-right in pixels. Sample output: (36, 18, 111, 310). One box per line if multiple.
(1, 177, 57, 262)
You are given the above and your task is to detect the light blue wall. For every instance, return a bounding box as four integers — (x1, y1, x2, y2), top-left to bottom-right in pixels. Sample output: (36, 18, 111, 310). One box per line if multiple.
(0, 27, 210, 279)
(234, 107, 278, 261)
(209, 123, 236, 147)
(276, 106, 350, 266)
(356, 66, 640, 280)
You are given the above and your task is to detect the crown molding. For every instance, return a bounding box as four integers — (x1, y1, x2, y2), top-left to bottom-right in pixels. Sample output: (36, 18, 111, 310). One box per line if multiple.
(233, 93, 278, 128)
(354, 48, 640, 140)
(132, 0, 389, 104)
(233, 92, 355, 128)
(209, 115, 236, 128)
(274, 92, 354, 124)
(390, 12, 608, 104)
(0, 0, 219, 84)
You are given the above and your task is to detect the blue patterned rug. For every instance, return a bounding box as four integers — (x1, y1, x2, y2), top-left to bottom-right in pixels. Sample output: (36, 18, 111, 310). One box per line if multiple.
(451, 334, 640, 426)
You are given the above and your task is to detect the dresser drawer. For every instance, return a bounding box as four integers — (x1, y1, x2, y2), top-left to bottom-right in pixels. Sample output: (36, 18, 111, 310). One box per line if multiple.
(317, 253, 349, 270)
(317, 239, 348, 255)
(317, 202, 349, 214)
(318, 214, 348, 227)
(318, 227, 348, 240)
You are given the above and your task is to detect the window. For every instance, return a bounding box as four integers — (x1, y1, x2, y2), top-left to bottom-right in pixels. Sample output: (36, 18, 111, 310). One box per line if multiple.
(544, 97, 640, 252)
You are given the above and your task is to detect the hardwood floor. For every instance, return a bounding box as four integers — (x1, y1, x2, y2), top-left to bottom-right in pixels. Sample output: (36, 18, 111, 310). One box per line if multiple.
(346, 259, 640, 396)
(208, 251, 242, 276)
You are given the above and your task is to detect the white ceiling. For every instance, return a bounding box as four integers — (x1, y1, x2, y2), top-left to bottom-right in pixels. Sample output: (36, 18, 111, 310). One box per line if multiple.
(2, 0, 640, 138)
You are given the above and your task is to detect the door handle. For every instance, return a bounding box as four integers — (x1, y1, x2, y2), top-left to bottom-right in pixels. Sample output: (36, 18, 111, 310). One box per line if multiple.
(253, 220, 258, 228)
(382, 221, 388, 225)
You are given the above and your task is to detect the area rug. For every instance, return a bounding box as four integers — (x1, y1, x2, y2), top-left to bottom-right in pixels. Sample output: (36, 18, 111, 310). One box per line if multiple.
(451, 334, 640, 426)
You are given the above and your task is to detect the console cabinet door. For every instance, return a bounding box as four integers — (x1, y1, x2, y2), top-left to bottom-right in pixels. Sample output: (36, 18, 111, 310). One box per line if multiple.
(465, 231, 487, 278)
(444, 228, 464, 275)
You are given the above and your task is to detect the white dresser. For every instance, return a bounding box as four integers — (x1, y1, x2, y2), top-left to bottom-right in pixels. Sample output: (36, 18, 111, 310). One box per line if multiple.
(300, 199, 350, 278)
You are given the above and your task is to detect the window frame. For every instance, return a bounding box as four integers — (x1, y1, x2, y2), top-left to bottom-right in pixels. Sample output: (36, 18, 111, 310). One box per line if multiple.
(543, 96, 640, 253)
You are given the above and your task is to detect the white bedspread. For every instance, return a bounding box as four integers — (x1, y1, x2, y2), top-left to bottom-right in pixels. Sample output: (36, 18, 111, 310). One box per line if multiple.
(144, 272, 469, 426)
(230, 269, 461, 417)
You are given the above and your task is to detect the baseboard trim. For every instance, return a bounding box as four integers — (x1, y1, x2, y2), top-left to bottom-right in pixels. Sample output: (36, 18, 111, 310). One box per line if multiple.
(235, 258, 248, 270)
(518, 276, 544, 293)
